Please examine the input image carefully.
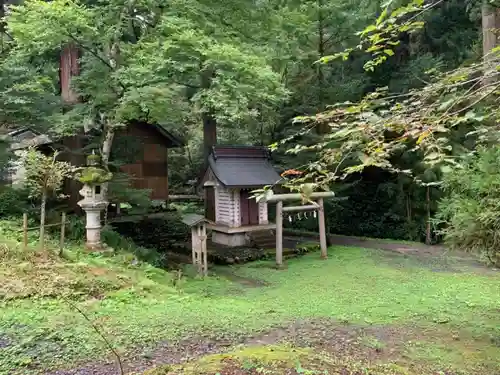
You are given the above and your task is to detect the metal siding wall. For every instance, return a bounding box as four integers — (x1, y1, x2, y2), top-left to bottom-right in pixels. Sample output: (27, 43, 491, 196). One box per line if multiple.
(233, 189, 241, 227)
(259, 201, 269, 224)
(216, 186, 234, 226)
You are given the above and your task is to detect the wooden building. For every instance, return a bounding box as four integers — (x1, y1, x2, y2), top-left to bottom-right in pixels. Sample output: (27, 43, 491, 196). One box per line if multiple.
(117, 121, 183, 200)
(199, 145, 282, 247)
(6, 121, 183, 203)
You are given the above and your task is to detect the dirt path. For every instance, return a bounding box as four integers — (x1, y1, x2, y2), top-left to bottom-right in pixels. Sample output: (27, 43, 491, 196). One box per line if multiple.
(282, 230, 495, 274)
(45, 337, 231, 375)
(284, 230, 446, 255)
(40, 321, 404, 375)
(44, 318, 496, 375)
(327, 234, 444, 255)
(326, 234, 498, 273)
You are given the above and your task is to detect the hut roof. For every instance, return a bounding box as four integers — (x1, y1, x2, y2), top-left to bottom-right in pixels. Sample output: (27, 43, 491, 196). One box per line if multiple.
(128, 121, 185, 148)
(206, 145, 282, 188)
(6, 122, 185, 150)
(7, 128, 53, 150)
(181, 213, 215, 227)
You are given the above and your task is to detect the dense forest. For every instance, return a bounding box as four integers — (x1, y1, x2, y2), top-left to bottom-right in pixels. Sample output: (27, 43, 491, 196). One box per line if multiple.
(0, 0, 499, 265)
(1, 2, 500, 375)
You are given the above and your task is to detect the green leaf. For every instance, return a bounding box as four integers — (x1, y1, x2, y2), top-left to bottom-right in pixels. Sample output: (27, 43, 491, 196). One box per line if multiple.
(425, 152, 441, 161)
(384, 49, 395, 56)
(416, 131, 430, 145)
(376, 8, 388, 26)
(437, 99, 455, 112)
(440, 165, 453, 174)
(360, 24, 378, 35)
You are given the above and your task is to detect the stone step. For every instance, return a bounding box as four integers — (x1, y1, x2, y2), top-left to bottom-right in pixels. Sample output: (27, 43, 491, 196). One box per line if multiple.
(247, 230, 276, 249)
(249, 231, 274, 239)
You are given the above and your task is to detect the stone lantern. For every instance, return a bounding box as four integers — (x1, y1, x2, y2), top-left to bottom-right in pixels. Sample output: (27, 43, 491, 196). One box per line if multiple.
(76, 153, 112, 250)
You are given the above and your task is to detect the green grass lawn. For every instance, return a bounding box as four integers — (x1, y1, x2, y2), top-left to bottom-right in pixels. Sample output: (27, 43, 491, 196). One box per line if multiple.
(1, 240, 499, 374)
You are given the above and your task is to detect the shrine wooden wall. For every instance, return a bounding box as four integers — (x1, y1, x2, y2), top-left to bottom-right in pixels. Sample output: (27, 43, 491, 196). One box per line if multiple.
(118, 123, 170, 200)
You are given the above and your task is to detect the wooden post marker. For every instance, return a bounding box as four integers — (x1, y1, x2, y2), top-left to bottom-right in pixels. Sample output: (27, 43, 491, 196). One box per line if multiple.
(275, 200, 283, 268)
(201, 223, 208, 275)
(318, 198, 327, 259)
(181, 214, 211, 277)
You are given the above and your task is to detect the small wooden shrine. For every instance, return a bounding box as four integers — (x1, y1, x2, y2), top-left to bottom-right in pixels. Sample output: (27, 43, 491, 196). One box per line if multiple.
(198, 145, 282, 247)
(181, 214, 211, 276)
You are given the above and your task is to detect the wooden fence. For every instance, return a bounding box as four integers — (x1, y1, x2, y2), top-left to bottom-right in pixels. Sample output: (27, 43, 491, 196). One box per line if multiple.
(22, 212, 67, 254)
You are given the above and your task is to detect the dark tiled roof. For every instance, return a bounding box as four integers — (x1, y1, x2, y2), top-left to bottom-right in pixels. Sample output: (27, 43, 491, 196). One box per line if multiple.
(127, 120, 185, 148)
(145, 123, 184, 148)
(181, 213, 206, 227)
(6, 122, 185, 150)
(208, 145, 282, 188)
(7, 128, 53, 150)
(212, 145, 270, 159)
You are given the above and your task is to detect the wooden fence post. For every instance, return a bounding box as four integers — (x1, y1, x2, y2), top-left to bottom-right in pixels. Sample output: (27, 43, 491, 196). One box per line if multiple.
(202, 223, 208, 276)
(196, 225, 202, 275)
(59, 212, 66, 256)
(276, 201, 283, 267)
(318, 198, 327, 259)
(23, 213, 28, 250)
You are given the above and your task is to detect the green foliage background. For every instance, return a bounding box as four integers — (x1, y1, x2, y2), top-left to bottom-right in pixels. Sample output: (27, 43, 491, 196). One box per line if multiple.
(0, 0, 492, 244)
(436, 147, 500, 265)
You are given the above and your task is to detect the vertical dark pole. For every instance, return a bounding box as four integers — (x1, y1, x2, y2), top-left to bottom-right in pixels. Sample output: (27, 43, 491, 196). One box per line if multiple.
(276, 201, 283, 267)
(318, 198, 327, 259)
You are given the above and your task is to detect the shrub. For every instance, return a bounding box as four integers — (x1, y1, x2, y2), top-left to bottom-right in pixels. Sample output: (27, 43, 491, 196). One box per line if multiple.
(0, 186, 33, 217)
(64, 215, 86, 241)
(436, 146, 500, 266)
(101, 227, 168, 268)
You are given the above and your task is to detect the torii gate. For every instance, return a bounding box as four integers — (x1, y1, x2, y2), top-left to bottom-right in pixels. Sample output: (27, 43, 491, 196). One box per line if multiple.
(263, 192, 335, 267)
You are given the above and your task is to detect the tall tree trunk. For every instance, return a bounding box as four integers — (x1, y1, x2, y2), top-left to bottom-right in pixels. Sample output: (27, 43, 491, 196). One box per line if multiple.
(101, 125, 115, 166)
(60, 43, 83, 212)
(425, 186, 431, 245)
(39, 190, 47, 250)
(60, 43, 80, 104)
(482, 2, 500, 85)
(316, 0, 329, 135)
(99, 39, 122, 228)
(0, 0, 5, 53)
(200, 65, 217, 165)
(203, 112, 217, 165)
(101, 124, 115, 219)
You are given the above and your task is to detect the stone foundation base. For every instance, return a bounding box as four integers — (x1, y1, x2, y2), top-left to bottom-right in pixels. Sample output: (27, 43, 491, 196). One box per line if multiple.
(212, 231, 248, 247)
(85, 243, 113, 253)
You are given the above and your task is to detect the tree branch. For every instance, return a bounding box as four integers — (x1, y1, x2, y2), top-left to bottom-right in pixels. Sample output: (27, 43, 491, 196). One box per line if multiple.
(64, 298, 124, 375)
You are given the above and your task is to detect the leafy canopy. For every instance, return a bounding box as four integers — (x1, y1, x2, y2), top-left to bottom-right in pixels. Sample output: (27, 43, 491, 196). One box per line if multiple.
(6, 0, 288, 137)
(275, 0, 499, 191)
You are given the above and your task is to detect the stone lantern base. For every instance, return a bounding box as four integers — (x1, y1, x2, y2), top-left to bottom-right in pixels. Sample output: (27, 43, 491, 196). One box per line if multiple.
(78, 201, 108, 251)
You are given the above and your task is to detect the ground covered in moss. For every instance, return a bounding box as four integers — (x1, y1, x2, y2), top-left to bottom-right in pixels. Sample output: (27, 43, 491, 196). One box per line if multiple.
(0, 221, 498, 375)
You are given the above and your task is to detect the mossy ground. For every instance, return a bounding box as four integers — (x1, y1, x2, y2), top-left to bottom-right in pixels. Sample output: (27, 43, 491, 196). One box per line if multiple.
(142, 345, 314, 375)
(0, 219, 498, 375)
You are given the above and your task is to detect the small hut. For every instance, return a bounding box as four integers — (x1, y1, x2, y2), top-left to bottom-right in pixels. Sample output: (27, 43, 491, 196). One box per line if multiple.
(199, 145, 282, 247)
(5, 122, 184, 203)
